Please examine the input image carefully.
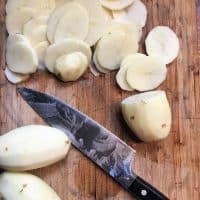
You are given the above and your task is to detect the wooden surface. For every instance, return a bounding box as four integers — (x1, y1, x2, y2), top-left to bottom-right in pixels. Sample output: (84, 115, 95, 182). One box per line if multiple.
(0, 0, 200, 199)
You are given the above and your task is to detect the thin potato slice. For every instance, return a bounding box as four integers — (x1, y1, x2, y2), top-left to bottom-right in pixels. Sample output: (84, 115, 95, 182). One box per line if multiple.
(102, 7, 113, 21)
(45, 38, 92, 73)
(145, 26, 180, 64)
(126, 54, 167, 91)
(4, 67, 30, 84)
(99, 0, 134, 10)
(54, 3, 89, 43)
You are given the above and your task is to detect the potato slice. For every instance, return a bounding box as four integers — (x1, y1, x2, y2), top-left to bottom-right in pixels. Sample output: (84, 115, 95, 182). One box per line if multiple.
(45, 38, 92, 73)
(6, 36, 38, 74)
(6, 7, 37, 34)
(112, 0, 147, 28)
(121, 91, 171, 142)
(102, 7, 113, 21)
(99, 0, 134, 10)
(34, 41, 49, 70)
(0, 125, 70, 171)
(97, 28, 138, 70)
(145, 26, 180, 64)
(6, 0, 55, 14)
(54, 52, 88, 82)
(4, 67, 30, 84)
(0, 172, 61, 200)
(125, 54, 167, 91)
(93, 49, 110, 74)
(54, 3, 89, 43)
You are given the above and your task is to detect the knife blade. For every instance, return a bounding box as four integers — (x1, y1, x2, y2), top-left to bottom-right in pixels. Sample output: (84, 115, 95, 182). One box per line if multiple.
(17, 87, 169, 200)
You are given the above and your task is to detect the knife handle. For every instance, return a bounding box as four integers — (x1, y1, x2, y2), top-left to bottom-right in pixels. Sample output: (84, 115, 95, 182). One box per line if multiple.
(128, 176, 169, 200)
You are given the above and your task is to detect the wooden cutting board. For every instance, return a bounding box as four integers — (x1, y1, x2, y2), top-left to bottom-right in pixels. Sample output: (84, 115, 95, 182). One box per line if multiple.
(0, 0, 200, 199)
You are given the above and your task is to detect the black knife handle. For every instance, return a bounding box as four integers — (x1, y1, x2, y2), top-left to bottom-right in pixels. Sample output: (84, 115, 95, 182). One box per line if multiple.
(128, 176, 169, 200)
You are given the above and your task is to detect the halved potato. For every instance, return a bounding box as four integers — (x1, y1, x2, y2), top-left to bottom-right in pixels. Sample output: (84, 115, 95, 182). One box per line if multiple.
(6, 35, 38, 74)
(99, 0, 134, 10)
(121, 91, 171, 142)
(45, 38, 92, 73)
(125, 54, 167, 91)
(4, 67, 30, 84)
(0, 172, 61, 200)
(54, 3, 89, 43)
(54, 52, 88, 82)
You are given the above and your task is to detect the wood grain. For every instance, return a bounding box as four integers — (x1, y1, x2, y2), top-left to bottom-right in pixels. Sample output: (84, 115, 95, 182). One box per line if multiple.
(0, 0, 200, 199)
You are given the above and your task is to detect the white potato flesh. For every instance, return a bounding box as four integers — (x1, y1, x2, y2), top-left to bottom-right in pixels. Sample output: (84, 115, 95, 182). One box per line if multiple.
(6, 7, 37, 34)
(145, 26, 180, 64)
(6, 0, 55, 14)
(0, 125, 71, 171)
(102, 7, 113, 21)
(75, 0, 107, 46)
(54, 52, 88, 81)
(0, 172, 61, 200)
(6, 33, 29, 45)
(121, 91, 172, 142)
(97, 29, 138, 70)
(34, 41, 49, 70)
(45, 38, 92, 73)
(126, 54, 167, 91)
(54, 3, 89, 43)
(4, 67, 30, 84)
(6, 36, 38, 74)
(93, 49, 110, 73)
(99, 0, 134, 10)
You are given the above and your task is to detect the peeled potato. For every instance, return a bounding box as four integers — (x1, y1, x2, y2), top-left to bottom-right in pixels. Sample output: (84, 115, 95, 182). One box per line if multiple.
(4, 67, 30, 84)
(99, 0, 134, 10)
(45, 38, 92, 73)
(125, 54, 167, 91)
(6, 35, 38, 74)
(0, 125, 70, 171)
(54, 2, 89, 43)
(54, 52, 88, 82)
(145, 26, 180, 64)
(0, 172, 61, 200)
(121, 91, 172, 142)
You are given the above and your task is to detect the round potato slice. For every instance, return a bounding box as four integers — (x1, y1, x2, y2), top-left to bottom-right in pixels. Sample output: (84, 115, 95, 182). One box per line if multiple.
(6, 34, 30, 46)
(45, 38, 92, 73)
(6, 35, 38, 74)
(93, 49, 110, 74)
(4, 67, 30, 84)
(54, 52, 88, 82)
(125, 54, 167, 91)
(121, 91, 171, 142)
(35, 41, 49, 70)
(97, 29, 138, 70)
(145, 26, 180, 64)
(54, 3, 89, 43)
(99, 0, 134, 10)
(102, 7, 113, 21)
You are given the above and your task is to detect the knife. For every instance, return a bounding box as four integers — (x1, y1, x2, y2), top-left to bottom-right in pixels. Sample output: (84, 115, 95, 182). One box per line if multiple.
(17, 87, 169, 200)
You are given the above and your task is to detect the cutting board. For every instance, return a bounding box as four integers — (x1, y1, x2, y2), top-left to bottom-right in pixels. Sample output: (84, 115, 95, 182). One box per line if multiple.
(0, 0, 200, 199)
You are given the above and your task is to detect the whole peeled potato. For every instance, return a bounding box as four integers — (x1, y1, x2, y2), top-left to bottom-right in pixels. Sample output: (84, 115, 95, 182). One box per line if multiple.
(0, 172, 61, 200)
(121, 91, 171, 142)
(0, 125, 71, 171)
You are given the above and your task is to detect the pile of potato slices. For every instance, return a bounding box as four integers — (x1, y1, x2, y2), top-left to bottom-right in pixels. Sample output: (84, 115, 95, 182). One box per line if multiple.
(5, 0, 180, 92)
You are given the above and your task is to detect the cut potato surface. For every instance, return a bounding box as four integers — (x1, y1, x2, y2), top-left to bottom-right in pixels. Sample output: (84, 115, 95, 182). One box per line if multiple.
(0, 172, 61, 200)
(54, 3, 89, 43)
(145, 26, 180, 64)
(6, 35, 38, 74)
(93, 49, 110, 73)
(34, 41, 49, 70)
(55, 52, 88, 82)
(0, 125, 71, 171)
(121, 91, 171, 142)
(4, 67, 30, 84)
(6, 33, 29, 45)
(97, 28, 138, 70)
(102, 7, 113, 21)
(100, 0, 134, 10)
(6, 7, 37, 34)
(45, 38, 92, 73)
(126, 54, 167, 91)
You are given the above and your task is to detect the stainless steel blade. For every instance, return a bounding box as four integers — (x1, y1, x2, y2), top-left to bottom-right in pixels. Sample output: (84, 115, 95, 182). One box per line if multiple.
(17, 87, 136, 189)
